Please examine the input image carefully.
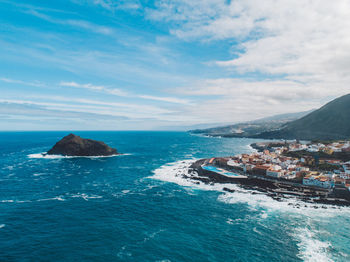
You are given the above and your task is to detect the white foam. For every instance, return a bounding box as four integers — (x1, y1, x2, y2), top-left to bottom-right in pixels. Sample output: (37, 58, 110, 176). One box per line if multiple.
(149, 159, 228, 191)
(0, 199, 14, 203)
(260, 211, 268, 219)
(0, 194, 105, 203)
(0, 199, 31, 203)
(150, 160, 350, 261)
(28, 152, 126, 159)
(37, 196, 65, 202)
(247, 144, 258, 153)
(226, 218, 235, 225)
(294, 227, 333, 262)
(117, 245, 132, 258)
(70, 193, 102, 201)
(3, 165, 14, 170)
(0, 224, 5, 229)
(150, 160, 350, 217)
(142, 229, 165, 243)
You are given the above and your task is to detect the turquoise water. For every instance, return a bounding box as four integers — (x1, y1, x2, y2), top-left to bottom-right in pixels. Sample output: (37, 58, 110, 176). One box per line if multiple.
(0, 131, 349, 261)
(202, 165, 241, 177)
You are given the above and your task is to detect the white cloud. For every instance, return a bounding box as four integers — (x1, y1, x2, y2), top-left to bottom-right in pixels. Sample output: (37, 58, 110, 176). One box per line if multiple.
(138, 95, 191, 105)
(146, 0, 350, 124)
(172, 77, 349, 123)
(177, 78, 348, 100)
(3, 0, 350, 128)
(64, 19, 112, 35)
(148, 0, 350, 81)
(60, 81, 192, 104)
(0, 77, 46, 87)
(91, 0, 141, 11)
(26, 9, 113, 35)
(60, 81, 128, 96)
(0, 97, 176, 121)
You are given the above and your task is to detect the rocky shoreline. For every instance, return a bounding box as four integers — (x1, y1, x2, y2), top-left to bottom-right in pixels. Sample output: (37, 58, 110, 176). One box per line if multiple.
(188, 159, 350, 207)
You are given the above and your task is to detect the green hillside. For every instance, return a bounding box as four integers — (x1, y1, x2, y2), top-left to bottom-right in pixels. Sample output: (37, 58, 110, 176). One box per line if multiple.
(258, 94, 350, 140)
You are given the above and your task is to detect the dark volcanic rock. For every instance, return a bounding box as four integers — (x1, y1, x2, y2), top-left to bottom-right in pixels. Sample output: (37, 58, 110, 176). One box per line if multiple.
(47, 133, 118, 156)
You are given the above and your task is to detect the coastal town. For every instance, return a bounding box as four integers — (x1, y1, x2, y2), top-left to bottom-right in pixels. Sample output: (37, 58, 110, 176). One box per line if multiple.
(190, 140, 350, 205)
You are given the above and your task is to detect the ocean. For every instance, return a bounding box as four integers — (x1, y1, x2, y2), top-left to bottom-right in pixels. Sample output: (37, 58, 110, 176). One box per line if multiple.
(0, 131, 349, 261)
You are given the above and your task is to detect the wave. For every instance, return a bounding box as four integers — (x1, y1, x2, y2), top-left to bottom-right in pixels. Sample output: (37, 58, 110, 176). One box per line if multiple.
(70, 193, 103, 201)
(150, 160, 350, 216)
(1, 197, 64, 203)
(36, 196, 65, 202)
(0, 193, 104, 203)
(28, 152, 130, 159)
(151, 159, 350, 261)
(149, 159, 232, 192)
(246, 143, 258, 153)
(294, 227, 333, 262)
(0, 224, 5, 229)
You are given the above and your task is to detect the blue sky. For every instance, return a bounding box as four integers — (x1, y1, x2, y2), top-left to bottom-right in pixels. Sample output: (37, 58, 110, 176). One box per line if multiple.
(1, 0, 349, 130)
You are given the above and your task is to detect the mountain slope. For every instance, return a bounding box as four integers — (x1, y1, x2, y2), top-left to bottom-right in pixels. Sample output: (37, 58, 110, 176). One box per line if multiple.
(190, 110, 313, 137)
(257, 94, 350, 140)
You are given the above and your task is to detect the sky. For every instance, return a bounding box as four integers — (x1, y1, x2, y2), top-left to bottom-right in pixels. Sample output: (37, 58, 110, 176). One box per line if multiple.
(1, 0, 350, 130)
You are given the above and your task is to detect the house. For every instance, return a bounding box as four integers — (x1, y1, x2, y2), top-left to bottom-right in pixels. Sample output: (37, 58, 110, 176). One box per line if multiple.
(266, 165, 283, 178)
(304, 156, 315, 166)
(321, 147, 334, 155)
(252, 165, 270, 176)
(303, 175, 334, 188)
(307, 145, 319, 152)
(342, 146, 350, 152)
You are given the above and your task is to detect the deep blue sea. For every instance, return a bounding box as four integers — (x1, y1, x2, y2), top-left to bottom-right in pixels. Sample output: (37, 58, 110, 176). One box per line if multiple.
(0, 131, 349, 262)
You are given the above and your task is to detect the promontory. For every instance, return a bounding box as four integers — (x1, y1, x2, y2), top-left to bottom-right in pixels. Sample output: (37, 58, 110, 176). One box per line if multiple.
(47, 133, 118, 156)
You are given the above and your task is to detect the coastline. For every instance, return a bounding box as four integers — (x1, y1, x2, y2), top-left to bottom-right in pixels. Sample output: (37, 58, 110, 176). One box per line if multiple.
(188, 158, 350, 207)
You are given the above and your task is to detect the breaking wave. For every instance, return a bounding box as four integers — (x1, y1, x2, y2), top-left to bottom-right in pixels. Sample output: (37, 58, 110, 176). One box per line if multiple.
(150, 159, 350, 261)
(28, 152, 130, 159)
(150, 160, 350, 215)
(294, 227, 333, 262)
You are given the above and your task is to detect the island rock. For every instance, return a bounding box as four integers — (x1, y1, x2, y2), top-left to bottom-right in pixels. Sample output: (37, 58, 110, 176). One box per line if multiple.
(47, 133, 118, 156)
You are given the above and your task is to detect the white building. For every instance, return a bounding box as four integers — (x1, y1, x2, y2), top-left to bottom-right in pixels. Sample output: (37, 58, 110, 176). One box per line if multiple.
(266, 165, 283, 178)
(303, 176, 334, 189)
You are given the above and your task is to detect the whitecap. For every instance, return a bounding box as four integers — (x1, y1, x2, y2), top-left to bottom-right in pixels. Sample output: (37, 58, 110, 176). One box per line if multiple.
(226, 218, 235, 225)
(3, 165, 14, 170)
(70, 193, 102, 201)
(0, 224, 5, 229)
(253, 227, 263, 235)
(36, 196, 65, 202)
(294, 227, 333, 262)
(0, 199, 14, 203)
(28, 152, 125, 159)
(0, 199, 32, 203)
(33, 173, 44, 177)
(142, 229, 165, 243)
(117, 245, 132, 258)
